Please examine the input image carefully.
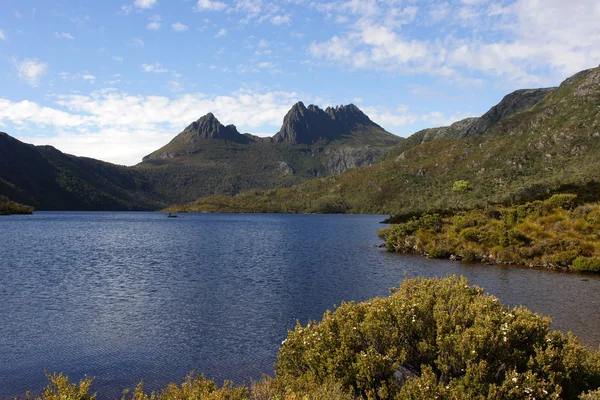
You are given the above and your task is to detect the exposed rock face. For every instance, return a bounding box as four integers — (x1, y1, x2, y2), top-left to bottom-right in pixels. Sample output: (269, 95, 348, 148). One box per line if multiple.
(399, 87, 556, 150)
(461, 88, 556, 137)
(323, 146, 383, 174)
(409, 117, 479, 144)
(277, 161, 295, 175)
(178, 113, 249, 144)
(272, 102, 385, 145)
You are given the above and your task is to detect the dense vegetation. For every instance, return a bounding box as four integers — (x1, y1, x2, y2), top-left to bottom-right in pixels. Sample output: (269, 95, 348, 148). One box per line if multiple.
(21, 277, 600, 400)
(378, 194, 600, 272)
(0, 199, 33, 215)
(169, 66, 600, 217)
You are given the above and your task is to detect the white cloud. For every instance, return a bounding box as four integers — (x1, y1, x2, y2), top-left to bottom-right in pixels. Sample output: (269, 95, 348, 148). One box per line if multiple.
(131, 38, 145, 47)
(172, 22, 189, 31)
(54, 32, 75, 39)
(195, 0, 227, 12)
(0, 29, 6, 40)
(14, 10, 22, 19)
(258, 39, 270, 48)
(214, 28, 226, 38)
(1, 89, 302, 165)
(147, 14, 161, 30)
(118, 5, 133, 15)
(307, 0, 600, 85)
(82, 75, 96, 84)
(141, 63, 168, 73)
(271, 14, 291, 25)
(16, 59, 48, 87)
(258, 62, 274, 68)
(133, 0, 157, 9)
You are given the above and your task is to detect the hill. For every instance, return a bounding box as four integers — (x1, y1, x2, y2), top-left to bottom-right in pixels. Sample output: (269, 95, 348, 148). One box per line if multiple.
(169, 64, 600, 215)
(0, 132, 163, 210)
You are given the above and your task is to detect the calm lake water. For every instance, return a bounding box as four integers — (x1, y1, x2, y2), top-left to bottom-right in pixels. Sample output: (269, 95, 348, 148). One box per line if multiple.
(1, 212, 599, 398)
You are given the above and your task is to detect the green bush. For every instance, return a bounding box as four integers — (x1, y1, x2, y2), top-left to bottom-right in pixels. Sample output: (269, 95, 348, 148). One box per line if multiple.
(307, 195, 349, 214)
(276, 276, 600, 399)
(452, 180, 470, 192)
(544, 193, 579, 211)
(572, 257, 600, 272)
(0, 201, 33, 215)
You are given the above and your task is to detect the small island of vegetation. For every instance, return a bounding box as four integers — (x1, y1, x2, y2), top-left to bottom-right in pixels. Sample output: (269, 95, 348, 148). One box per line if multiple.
(21, 277, 600, 400)
(379, 194, 600, 272)
(0, 200, 33, 215)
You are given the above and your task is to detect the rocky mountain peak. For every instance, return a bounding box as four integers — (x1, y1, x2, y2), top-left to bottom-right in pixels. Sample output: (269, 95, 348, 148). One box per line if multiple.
(179, 113, 244, 143)
(273, 102, 386, 145)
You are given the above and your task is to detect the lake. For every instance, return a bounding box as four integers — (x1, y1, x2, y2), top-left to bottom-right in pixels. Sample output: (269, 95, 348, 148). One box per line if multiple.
(1, 212, 599, 398)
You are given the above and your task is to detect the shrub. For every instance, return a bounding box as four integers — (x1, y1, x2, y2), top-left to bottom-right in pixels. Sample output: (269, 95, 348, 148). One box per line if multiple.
(452, 180, 470, 192)
(552, 250, 580, 267)
(276, 276, 600, 399)
(544, 193, 578, 211)
(25, 373, 95, 400)
(307, 195, 349, 214)
(572, 257, 600, 272)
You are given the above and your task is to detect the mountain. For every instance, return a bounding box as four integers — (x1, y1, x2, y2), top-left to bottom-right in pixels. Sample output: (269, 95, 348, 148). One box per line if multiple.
(0, 132, 163, 210)
(170, 64, 600, 215)
(272, 102, 398, 145)
(0, 103, 401, 210)
(133, 103, 402, 204)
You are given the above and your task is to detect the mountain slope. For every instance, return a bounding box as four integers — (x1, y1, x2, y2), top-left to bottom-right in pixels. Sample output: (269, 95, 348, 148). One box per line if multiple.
(169, 65, 600, 215)
(0, 132, 162, 210)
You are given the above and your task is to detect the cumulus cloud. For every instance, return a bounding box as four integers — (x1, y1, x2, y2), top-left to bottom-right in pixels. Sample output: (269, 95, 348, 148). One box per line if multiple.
(147, 14, 161, 30)
(271, 14, 291, 25)
(15, 59, 48, 87)
(53, 32, 75, 39)
(82, 75, 96, 84)
(214, 28, 226, 38)
(308, 0, 600, 85)
(131, 38, 145, 47)
(141, 63, 168, 73)
(195, 0, 227, 12)
(133, 0, 157, 9)
(0, 29, 6, 40)
(172, 22, 189, 31)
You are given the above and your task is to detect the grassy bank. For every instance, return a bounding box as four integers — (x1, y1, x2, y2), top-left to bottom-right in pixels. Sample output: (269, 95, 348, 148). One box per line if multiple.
(379, 194, 600, 272)
(20, 277, 600, 400)
(0, 200, 33, 215)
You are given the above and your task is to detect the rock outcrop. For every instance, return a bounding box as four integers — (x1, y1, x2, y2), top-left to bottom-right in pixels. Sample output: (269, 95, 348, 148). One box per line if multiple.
(272, 102, 389, 145)
(461, 88, 556, 138)
(177, 113, 250, 144)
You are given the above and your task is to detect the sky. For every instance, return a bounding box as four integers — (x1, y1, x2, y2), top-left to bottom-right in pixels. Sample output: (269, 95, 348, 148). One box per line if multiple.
(0, 0, 599, 166)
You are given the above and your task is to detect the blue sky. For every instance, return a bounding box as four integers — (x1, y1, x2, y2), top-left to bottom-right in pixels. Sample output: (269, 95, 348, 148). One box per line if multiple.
(1, 0, 599, 165)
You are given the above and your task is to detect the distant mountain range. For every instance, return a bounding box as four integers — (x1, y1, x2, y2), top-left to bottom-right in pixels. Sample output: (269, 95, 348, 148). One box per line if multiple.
(0, 102, 401, 210)
(171, 64, 600, 216)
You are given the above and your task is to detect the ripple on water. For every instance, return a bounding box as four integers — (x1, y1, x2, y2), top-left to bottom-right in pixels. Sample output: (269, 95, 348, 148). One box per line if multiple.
(0, 212, 599, 398)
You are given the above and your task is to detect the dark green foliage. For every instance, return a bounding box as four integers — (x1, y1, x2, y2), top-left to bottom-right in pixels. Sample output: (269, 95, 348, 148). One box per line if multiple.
(0, 200, 33, 215)
(380, 195, 600, 272)
(572, 257, 600, 272)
